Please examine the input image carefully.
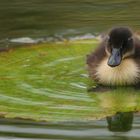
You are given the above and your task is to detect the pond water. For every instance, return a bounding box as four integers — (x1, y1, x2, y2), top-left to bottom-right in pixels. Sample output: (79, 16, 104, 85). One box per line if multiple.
(0, 0, 140, 140)
(0, 112, 140, 140)
(1, 0, 140, 46)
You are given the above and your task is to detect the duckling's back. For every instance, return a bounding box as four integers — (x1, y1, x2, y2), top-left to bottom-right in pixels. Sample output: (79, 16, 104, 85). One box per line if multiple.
(86, 40, 106, 81)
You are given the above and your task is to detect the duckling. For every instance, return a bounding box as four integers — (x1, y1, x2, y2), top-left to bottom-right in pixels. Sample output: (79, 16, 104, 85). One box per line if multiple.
(87, 27, 140, 86)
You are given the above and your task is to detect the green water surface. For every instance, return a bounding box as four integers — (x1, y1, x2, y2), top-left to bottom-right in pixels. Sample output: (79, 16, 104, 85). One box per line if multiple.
(0, 39, 139, 122)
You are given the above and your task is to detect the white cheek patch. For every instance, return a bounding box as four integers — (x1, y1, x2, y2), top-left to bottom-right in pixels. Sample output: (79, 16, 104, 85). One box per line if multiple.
(95, 58, 140, 86)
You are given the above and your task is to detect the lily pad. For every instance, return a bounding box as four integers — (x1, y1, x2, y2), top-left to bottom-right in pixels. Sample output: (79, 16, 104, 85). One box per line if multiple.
(0, 39, 139, 122)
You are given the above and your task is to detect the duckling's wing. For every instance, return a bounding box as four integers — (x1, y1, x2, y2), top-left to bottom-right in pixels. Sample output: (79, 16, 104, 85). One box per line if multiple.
(86, 43, 106, 66)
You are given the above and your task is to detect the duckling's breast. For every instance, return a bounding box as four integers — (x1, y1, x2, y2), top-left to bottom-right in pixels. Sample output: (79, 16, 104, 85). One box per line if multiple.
(95, 58, 140, 86)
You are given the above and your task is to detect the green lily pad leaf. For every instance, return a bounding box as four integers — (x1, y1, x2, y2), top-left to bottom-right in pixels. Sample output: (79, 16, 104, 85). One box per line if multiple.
(0, 39, 139, 122)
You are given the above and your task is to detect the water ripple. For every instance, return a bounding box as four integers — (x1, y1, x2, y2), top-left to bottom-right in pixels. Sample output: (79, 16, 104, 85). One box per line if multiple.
(42, 56, 82, 67)
(0, 93, 49, 106)
(19, 83, 92, 102)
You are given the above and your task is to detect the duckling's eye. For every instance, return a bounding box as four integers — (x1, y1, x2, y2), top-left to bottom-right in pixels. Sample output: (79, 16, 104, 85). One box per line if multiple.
(126, 37, 133, 48)
(128, 37, 132, 41)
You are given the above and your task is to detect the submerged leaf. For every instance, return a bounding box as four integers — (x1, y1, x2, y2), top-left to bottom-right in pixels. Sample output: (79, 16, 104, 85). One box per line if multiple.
(0, 39, 139, 122)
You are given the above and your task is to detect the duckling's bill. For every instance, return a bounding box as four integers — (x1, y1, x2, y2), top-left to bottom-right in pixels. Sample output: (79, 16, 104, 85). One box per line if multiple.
(108, 48, 122, 67)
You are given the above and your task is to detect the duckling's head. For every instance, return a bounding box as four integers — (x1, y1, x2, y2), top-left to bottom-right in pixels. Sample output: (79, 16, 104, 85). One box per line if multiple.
(106, 27, 134, 67)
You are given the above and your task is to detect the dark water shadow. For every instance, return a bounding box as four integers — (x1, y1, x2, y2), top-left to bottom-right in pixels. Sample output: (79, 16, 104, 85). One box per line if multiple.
(87, 83, 140, 93)
(107, 111, 134, 132)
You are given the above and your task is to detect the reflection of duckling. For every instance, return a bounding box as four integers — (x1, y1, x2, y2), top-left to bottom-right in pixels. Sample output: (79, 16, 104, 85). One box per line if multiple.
(87, 27, 140, 86)
(107, 112, 133, 132)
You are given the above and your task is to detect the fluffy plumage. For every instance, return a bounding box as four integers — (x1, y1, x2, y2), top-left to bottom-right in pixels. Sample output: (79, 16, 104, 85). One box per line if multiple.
(87, 27, 140, 86)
